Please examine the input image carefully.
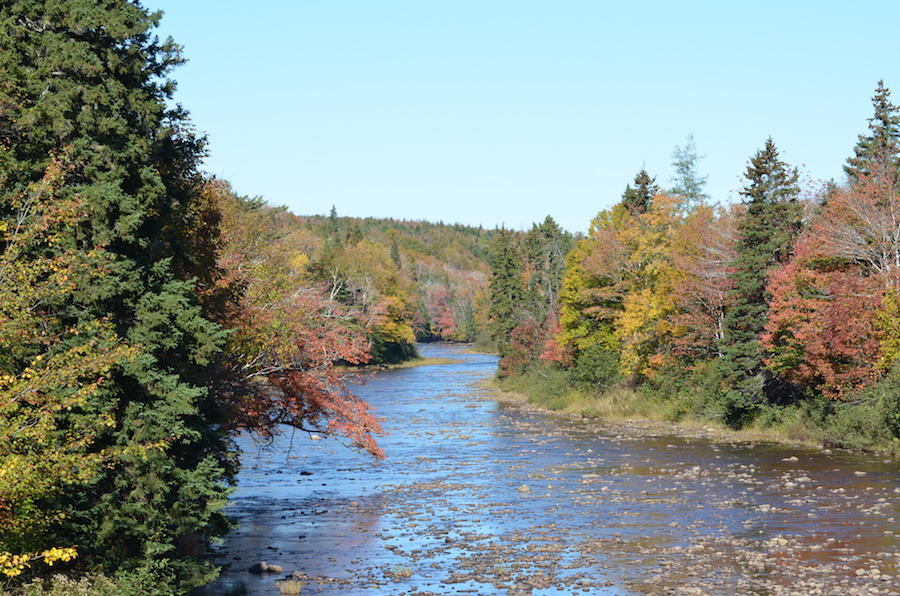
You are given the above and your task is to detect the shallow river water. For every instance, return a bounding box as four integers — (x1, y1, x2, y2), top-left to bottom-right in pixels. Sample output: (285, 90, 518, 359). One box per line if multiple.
(196, 344, 900, 596)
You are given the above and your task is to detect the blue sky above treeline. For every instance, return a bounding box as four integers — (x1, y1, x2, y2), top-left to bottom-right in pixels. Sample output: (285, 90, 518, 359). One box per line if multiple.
(153, 1, 898, 233)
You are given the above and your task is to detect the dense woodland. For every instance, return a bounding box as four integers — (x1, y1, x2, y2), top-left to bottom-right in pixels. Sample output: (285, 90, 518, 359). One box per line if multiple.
(2, 2, 900, 595)
(490, 83, 900, 454)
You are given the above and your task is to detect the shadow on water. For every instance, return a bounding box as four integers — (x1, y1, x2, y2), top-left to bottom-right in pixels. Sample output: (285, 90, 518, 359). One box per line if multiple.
(194, 344, 900, 596)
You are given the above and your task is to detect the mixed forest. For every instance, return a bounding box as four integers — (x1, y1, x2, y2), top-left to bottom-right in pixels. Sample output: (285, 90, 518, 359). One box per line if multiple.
(489, 83, 900, 457)
(2, 1, 900, 595)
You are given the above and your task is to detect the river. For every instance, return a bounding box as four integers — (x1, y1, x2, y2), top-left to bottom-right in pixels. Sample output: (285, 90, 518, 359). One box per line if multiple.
(195, 343, 900, 596)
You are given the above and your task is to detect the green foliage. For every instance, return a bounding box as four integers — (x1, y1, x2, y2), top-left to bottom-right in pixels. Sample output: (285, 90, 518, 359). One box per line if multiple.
(485, 218, 573, 377)
(369, 332, 418, 364)
(524, 86, 900, 450)
(487, 228, 526, 357)
(857, 364, 900, 442)
(497, 363, 572, 411)
(845, 81, 900, 184)
(621, 169, 658, 215)
(719, 138, 802, 420)
(9, 560, 223, 596)
(297, 212, 493, 348)
(638, 359, 726, 422)
(522, 216, 571, 319)
(470, 328, 497, 354)
(0, 2, 232, 591)
(568, 344, 620, 394)
(13, 573, 120, 596)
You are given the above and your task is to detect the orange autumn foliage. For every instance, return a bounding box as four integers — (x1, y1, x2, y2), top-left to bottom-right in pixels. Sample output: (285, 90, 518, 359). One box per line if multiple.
(204, 181, 384, 457)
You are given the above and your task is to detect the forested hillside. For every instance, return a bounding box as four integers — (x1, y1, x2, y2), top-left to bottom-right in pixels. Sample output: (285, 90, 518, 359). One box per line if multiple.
(490, 84, 900, 453)
(296, 210, 497, 349)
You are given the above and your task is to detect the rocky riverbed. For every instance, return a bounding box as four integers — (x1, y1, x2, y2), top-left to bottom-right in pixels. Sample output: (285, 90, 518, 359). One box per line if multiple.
(193, 345, 900, 596)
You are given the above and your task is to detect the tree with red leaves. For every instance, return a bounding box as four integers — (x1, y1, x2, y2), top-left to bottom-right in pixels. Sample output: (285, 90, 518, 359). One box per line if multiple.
(208, 181, 385, 458)
(762, 236, 883, 399)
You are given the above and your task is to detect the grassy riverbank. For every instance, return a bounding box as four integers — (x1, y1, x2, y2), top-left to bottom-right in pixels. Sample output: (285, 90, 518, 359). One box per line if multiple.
(337, 356, 459, 372)
(489, 364, 900, 456)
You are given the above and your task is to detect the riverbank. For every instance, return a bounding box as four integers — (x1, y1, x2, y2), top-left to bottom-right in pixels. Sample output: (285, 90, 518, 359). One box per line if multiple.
(481, 382, 819, 450)
(488, 371, 900, 457)
(336, 356, 459, 372)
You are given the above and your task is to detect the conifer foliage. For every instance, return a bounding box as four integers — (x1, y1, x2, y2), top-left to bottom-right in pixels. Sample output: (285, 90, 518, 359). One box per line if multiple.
(621, 169, 658, 215)
(719, 138, 801, 423)
(669, 134, 709, 211)
(488, 228, 526, 358)
(845, 81, 900, 183)
(487, 220, 573, 377)
(0, 1, 231, 590)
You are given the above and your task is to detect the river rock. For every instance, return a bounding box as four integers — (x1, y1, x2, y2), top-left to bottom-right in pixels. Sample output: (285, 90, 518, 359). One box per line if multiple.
(249, 561, 283, 574)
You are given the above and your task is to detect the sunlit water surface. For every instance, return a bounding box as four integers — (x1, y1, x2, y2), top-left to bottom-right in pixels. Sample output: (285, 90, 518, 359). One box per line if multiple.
(194, 344, 900, 596)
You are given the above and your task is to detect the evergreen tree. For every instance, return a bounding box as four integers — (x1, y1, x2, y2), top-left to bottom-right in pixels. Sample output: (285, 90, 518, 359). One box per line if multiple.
(326, 204, 344, 248)
(0, 2, 231, 590)
(669, 134, 710, 210)
(621, 169, 658, 215)
(845, 81, 900, 184)
(522, 216, 570, 317)
(719, 138, 802, 427)
(487, 227, 525, 357)
(390, 239, 402, 268)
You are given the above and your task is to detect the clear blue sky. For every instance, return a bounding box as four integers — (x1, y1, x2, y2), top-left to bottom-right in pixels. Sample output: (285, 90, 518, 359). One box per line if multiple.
(152, 1, 899, 234)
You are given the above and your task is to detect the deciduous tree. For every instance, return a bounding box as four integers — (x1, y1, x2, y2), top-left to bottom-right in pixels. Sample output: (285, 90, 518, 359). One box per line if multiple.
(0, 156, 135, 579)
(668, 203, 737, 362)
(209, 182, 384, 457)
(762, 237, 882, 399)
(669, 134, 710, 211)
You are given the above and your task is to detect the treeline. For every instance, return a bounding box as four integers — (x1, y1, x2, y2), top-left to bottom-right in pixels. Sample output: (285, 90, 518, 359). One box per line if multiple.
(0, 2, 493, 594)
(293, 209, 496, 348)
(490, 83, 900, 451)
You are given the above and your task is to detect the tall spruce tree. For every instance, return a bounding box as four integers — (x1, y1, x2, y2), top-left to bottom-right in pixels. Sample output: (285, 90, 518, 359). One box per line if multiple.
(845, 81, 900, 184)
(522, 215, 570, 317)
(719, 138, 801, 427)
(621, 169, 658, 215)
(0, 1, 231, 591)
(487, 227, 525, 358)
